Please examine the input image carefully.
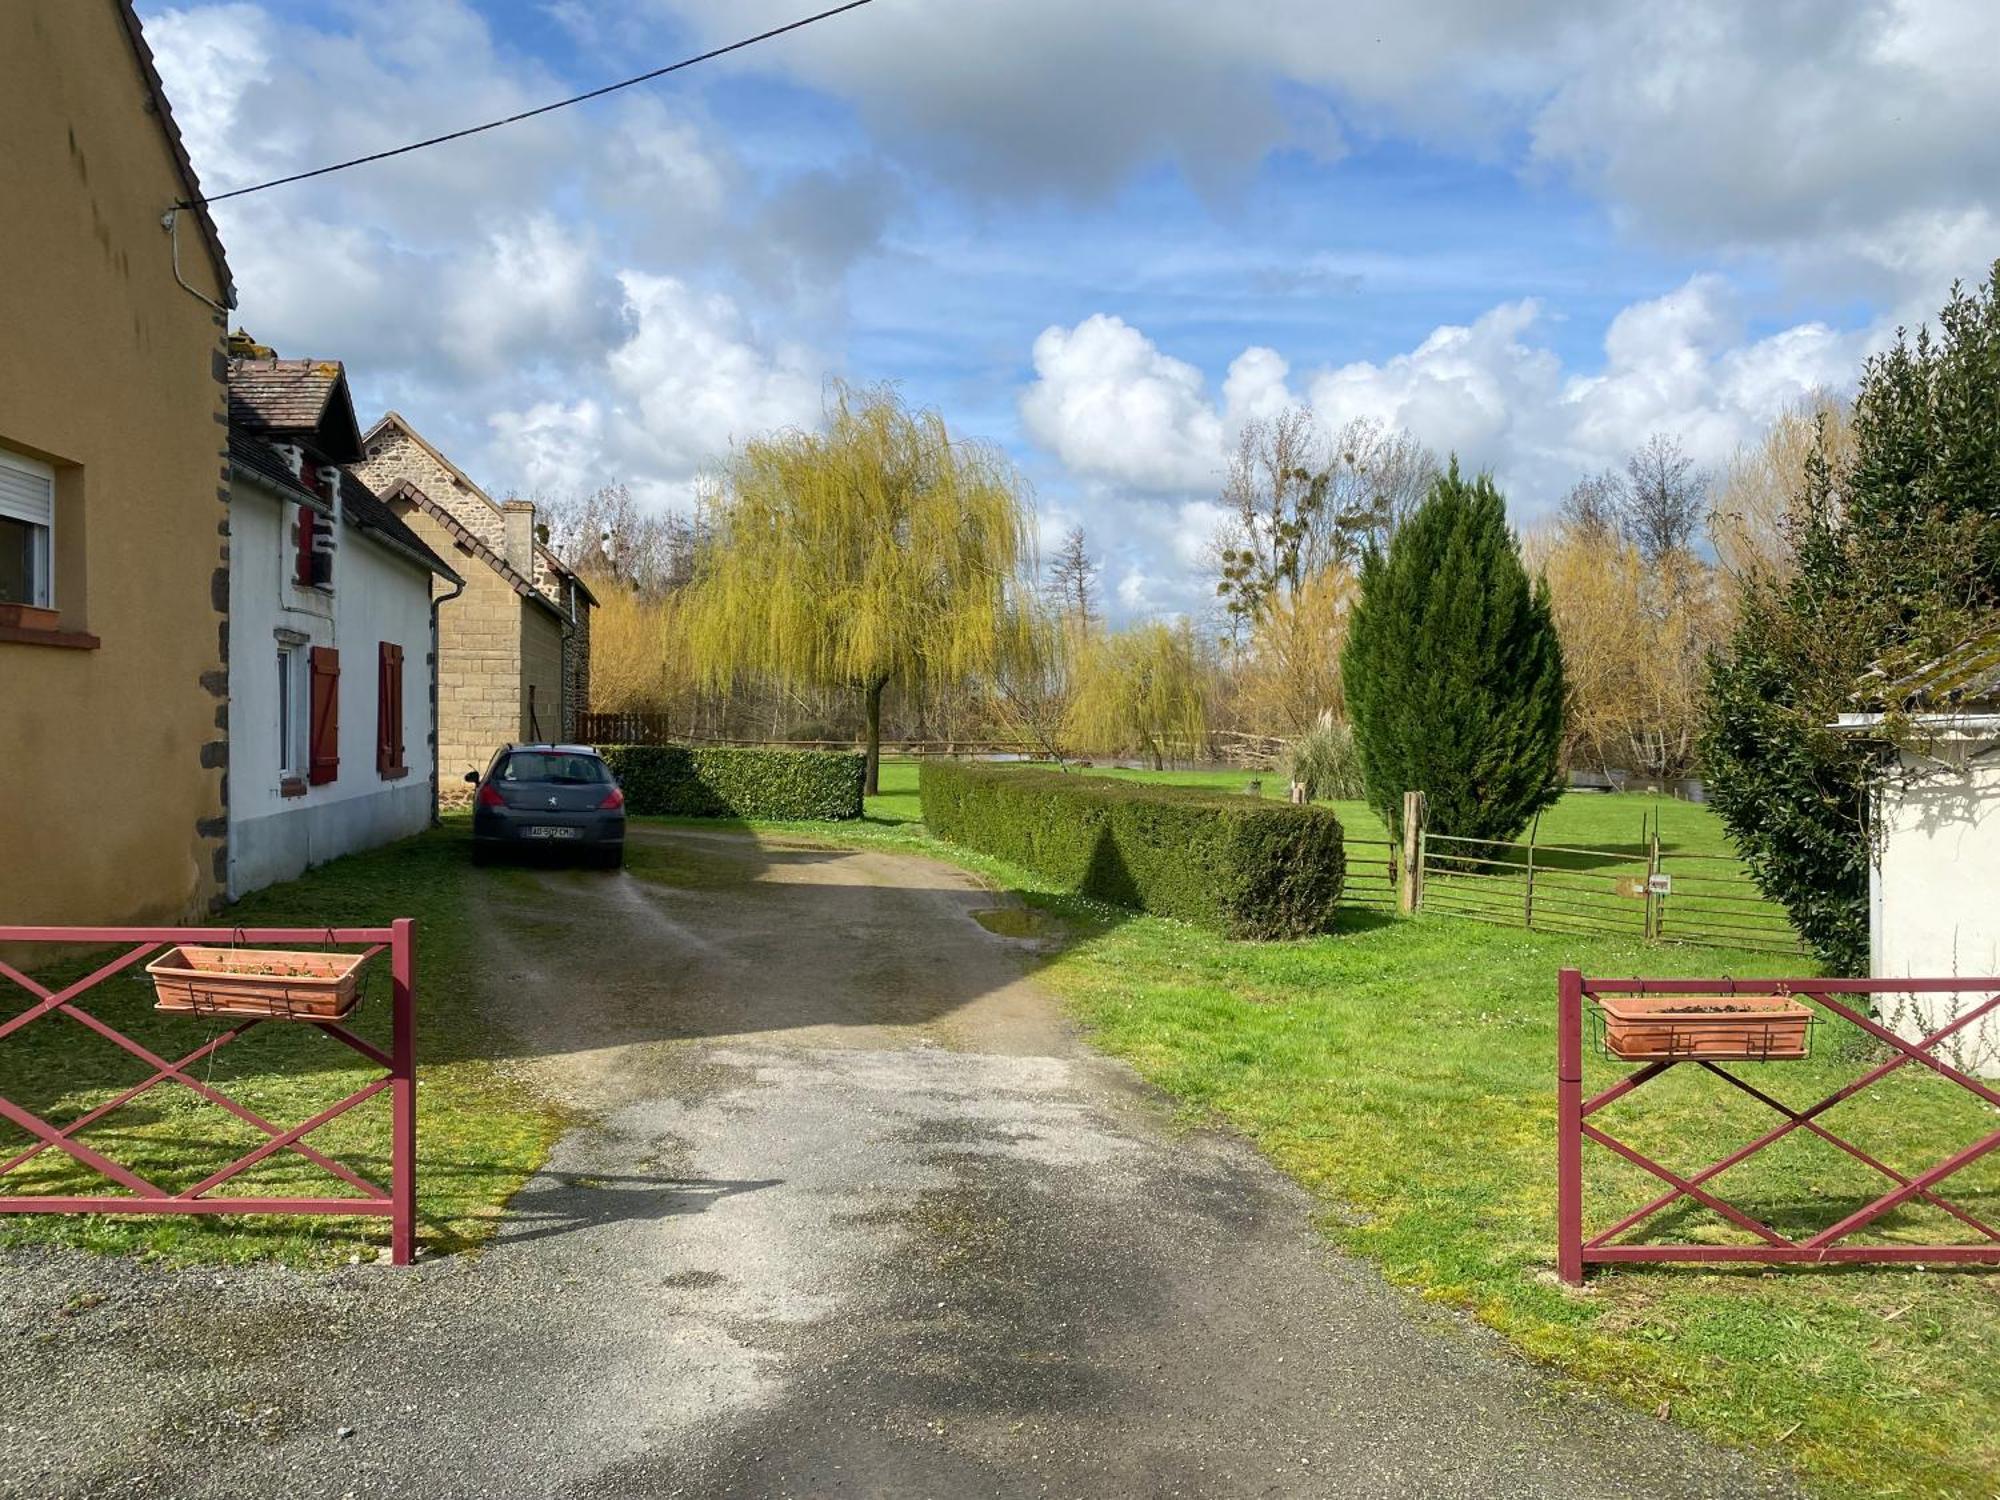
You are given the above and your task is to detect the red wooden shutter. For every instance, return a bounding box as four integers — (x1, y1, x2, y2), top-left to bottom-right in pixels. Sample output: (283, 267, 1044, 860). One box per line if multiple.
(308, 646, 340, 785)
(296, 507, 317, 585)
(377, 642, 405, 775)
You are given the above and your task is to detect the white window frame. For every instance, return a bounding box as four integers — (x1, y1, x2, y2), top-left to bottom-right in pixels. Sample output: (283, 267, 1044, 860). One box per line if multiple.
(276, 641, 304, 781)
(0, 448, 55, 610)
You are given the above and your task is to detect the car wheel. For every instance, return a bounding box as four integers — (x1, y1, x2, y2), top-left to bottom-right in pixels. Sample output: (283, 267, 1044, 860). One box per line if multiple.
(471, 843, 495, 867)
(596, 845, 624, 871)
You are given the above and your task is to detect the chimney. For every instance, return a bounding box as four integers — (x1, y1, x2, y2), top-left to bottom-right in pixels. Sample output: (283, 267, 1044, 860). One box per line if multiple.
(503, 499, 536, 579)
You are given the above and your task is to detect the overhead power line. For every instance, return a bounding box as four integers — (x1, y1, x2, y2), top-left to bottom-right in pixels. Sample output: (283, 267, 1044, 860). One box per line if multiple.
(181, 0, 877, 208)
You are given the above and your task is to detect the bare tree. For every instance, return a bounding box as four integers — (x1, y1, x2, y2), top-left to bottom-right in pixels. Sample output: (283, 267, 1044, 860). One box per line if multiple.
(533, 482, 701, 598)
(1214, 410, 1438, 626)
(1320, 417, 1438, 558)
(1215, 407, 1328, 630)
(1558, 471, 1624, 542)
(1620, 433, 1708, 562)
(1043, 525, 1097, 627)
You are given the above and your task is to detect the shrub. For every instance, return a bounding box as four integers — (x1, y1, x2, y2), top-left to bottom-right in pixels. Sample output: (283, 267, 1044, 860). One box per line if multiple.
(1283, 715, 1365, 801)
(920, 761, 1345, 939)
(1342, 461, 1566, 846)
(600, 745, 864, 820)
(1700, 266, 2000, 972)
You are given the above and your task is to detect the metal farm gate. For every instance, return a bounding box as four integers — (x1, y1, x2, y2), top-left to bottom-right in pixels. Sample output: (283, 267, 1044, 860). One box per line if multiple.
(1406, 794, 1804, 957)
(1558, 970, 2000, 1281)
(0, 922, 418, 1262)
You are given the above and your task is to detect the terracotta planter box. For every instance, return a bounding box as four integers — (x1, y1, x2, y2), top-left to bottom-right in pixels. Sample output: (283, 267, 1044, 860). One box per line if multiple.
(146, 946, 364, 1020)
(1596, 994, 1813, 1062)
(0, 603, 60, 631)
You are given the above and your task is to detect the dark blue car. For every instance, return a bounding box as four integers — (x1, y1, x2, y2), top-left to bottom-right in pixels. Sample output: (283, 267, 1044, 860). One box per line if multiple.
(468, 744, 625, 868)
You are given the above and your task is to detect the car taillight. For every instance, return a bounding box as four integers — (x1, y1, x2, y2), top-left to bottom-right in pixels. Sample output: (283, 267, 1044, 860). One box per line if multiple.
(599, 787, 625, 810)
(477, 782, 505, 808)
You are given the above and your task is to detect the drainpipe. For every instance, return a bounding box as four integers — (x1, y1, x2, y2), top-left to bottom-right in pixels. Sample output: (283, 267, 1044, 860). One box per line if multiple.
(429, 573, 465, 826)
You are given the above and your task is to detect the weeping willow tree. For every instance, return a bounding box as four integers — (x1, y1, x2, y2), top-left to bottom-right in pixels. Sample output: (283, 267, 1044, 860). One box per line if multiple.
(1063, 621, 1209, 770)
(681, 383, 1040, 794)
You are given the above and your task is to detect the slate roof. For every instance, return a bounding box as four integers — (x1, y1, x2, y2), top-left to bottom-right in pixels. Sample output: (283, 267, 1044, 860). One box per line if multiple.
(229, 427, 459, 582)
(114, 2, 234, 305)
(1878, 624, 2000, 714)
(228, 430, 329, 514)
(228, 359, 364, 461)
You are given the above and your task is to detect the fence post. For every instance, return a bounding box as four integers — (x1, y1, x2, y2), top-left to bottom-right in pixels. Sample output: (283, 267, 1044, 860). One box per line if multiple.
(1524, 813, 1540, 930)
(1400, 791, 1426, 915)
(1557, 967, 1585, 1285)
(1644, 819, 1663, 943)
(390, 917, 417, 1267)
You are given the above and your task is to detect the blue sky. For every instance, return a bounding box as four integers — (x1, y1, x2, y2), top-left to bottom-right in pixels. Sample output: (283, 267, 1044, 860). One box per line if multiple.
(145, 0, 2000, 620)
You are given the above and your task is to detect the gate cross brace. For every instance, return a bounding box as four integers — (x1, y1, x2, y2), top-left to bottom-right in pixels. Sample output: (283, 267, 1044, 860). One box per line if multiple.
(0, 941, 391, 1205)
(1578, 986, 2000, 1257)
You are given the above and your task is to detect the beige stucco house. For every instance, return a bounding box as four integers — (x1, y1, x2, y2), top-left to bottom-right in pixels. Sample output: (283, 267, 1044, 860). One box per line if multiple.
(352, 415, 595, 793)
(0, 0, 235, 922)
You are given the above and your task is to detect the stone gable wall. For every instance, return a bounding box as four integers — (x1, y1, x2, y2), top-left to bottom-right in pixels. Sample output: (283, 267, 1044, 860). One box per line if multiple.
(354, 430, 503, 553)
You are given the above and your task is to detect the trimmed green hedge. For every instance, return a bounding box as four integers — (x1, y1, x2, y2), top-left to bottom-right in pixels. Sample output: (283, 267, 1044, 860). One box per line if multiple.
(601, 745, 864, 820)
(920, 761, 1345, 939)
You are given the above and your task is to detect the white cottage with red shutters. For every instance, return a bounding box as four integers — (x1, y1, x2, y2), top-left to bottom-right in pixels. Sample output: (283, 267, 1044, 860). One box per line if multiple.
(224, 336, 462, 898)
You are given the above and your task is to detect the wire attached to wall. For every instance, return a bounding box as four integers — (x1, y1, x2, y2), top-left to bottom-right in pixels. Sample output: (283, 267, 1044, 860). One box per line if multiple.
(177, 0, 878, 209)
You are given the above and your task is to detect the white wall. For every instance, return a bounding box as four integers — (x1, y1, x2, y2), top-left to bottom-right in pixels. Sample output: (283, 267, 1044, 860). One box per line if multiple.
(227, 475, 436, 898)
(1873, 735, 2000, 1076)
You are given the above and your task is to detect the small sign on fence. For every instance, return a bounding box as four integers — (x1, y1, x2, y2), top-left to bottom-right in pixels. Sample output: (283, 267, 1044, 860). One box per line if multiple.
(1615, 876, 1648, 899)
(1647, 872, 1672, 895)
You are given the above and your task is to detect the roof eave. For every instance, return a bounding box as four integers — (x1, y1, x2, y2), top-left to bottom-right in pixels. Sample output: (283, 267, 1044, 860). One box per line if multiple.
(229, 455, 333, 515)
(115, 1, 234, 306)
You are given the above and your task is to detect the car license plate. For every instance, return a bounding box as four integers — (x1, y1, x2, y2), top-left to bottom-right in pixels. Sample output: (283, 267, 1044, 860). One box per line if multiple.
(523, 825, 579, 840)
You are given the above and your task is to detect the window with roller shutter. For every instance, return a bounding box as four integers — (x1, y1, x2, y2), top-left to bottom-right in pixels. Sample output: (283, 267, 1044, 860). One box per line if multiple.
(308, 645, 339, 784)
(0, 448, 55, 610)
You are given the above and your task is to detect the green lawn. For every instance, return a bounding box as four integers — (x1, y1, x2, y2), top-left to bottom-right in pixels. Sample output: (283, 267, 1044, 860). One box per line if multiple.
(0, 821, 562, 1265)
(815, 760, 2000, 1498)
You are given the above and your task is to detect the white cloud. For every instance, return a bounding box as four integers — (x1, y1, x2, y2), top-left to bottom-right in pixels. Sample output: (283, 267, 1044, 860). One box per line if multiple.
(144, 0, 869, 520)
(1305, 301, 1559, 468)
(1018, 316, 1227, 494)
(488, 273, 823, 507)
(652, 0, 2000, 303)
(1023, 277, 1884, 549)
(442, 217, 614, 372)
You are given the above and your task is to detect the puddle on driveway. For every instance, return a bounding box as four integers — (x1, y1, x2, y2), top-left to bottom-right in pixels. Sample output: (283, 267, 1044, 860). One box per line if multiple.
(971, 907, 1053, 940)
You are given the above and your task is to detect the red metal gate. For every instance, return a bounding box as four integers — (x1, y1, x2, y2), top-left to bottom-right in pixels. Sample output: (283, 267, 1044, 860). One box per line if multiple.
(1558, 969, 2000, 1283)
(0, 922, 416, 1264)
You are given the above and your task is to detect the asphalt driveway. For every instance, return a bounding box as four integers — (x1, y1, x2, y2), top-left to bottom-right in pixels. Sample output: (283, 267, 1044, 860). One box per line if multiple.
(0, 826, 1795, 1498)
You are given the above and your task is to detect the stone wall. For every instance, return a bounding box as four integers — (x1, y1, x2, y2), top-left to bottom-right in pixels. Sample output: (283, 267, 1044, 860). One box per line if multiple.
(522, 600, 565, 744)
(562, 577, 592, 731)
(354, 429, 502, 552)
(398, 506, 526, 792)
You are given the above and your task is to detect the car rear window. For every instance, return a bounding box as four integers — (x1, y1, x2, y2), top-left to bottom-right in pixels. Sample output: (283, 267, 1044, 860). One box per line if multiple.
(499, 752, 611, 785)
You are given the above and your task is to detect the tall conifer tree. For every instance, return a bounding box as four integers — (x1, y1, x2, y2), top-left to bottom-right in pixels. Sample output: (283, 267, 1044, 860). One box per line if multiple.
(1342, 462, 1567, 844)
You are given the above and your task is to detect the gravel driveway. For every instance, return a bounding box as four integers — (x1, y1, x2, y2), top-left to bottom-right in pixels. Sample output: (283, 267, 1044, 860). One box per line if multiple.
(0, 826, 1794, 1499)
